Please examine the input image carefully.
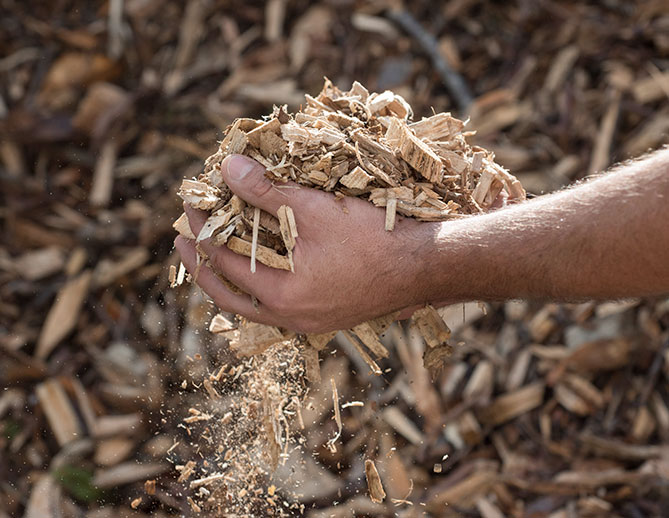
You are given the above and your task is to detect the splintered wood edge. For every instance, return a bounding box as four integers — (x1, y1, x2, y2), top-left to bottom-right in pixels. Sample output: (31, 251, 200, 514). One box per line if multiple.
(173, 212, 196, 239)
(342, 330, 383, 375)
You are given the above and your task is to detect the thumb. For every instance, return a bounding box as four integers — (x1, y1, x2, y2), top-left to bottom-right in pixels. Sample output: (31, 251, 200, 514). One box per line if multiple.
(222, 154, 294, 215)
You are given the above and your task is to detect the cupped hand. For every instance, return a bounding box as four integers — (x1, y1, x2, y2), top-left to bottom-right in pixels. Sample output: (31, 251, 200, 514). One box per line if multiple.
(174, 154, 432, 333)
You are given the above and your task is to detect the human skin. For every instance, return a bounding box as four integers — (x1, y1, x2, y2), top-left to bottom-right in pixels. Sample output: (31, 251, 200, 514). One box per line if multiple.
(175, 147, 669, 333)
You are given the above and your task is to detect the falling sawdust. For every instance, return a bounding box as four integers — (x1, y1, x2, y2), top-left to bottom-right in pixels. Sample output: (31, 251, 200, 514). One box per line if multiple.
(175, 339, 308, 516)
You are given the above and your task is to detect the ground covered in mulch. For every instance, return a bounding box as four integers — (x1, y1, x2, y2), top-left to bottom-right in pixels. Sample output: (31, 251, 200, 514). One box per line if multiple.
(1, 1, 668, 517)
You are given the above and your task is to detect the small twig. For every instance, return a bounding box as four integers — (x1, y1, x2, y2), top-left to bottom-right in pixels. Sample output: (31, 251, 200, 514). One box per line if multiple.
(639, 336, 669, 406)
(386, 9, 473, 113)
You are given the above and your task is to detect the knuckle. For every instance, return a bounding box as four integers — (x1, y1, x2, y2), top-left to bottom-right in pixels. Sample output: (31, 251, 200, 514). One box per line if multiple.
(248, 168, 274, 199)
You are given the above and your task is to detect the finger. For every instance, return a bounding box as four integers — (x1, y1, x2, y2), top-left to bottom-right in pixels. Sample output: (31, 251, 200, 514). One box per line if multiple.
(183, 204, 284, 300)
(221, 154, 302, 216)
(184, 203, 208, 237)
(200, 235, 285, 301)
(174, 236, 280, 326)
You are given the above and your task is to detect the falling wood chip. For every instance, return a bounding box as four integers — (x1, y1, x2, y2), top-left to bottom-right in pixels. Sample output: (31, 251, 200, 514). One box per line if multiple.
(325, 378, 342, 453)
(342, 330, 382, 375)
(365, 459, 386, 504)
(351, 322, 389, 358)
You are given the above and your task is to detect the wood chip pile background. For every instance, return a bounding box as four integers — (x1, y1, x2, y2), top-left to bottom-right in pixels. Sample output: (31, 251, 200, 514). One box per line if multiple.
(1, 1, 668, 518)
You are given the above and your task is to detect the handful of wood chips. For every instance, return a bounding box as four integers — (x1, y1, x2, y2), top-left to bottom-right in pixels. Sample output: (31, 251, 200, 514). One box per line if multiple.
(174, 79, 525, 377)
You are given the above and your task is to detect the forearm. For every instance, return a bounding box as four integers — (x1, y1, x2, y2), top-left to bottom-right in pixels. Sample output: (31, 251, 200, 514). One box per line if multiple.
(413, 148, 669, 304)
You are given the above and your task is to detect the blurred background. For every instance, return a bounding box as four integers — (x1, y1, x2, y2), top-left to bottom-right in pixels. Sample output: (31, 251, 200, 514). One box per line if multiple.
(1, 1, 668, 517)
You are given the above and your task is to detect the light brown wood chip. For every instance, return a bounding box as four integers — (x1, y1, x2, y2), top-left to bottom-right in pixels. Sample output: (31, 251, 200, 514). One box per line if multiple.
(35, 379, 83, 446)
(351, 322, 389, 358)
(325, 378, 342, 453)
(250, 207, 260, 273)
(386, 118, 442, 182)
(226, 236, 291, 271)
(365, 459, 386, 504)
(342, 330, 383, 375)
(36, 270, 92, 359)
(411, 305, 451, 348)
(277, 204, 298, 272)
(385, 194, 397, 231)
(172, 212, 195, 239)
(339, 165, 374, 190)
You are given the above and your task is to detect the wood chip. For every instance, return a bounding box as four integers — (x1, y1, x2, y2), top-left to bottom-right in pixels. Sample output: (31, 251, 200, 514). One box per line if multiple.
(325, 378, 342, 453)
(35, 270, 92, 359)
(480, 382, 546, 426)
(35, 378, 83, 446)
(226, 236, 291, 271)
(250, 206, 260, 273)
(277, 205, 298, 272)
(364, 459, 386, 504)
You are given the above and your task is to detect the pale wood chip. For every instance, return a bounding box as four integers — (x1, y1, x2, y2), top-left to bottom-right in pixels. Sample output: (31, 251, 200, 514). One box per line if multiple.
(480, 382, 546, 426)
(409, 112, 464, 141)
(226, 236, 291, 271)
(250, 206, 260, 273)
(36, 378, 83, 446)
(277, 205, 298, 272)
(386, 118, 443, 182)
(351, 322, 389, 358)
(173, 212, 195, 239)
(339, 165, 373, 190)
(385, 195, 397, 231)
(342, 330, 382, 375)
(325, 378, 342, 453)
(36, 270, 92, 359)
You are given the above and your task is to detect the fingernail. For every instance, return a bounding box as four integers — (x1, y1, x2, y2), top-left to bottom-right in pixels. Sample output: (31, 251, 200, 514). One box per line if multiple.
(225, 154, 255, 181)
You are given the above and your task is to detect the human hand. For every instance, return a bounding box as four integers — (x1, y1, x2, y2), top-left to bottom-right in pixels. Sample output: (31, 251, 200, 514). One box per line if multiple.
(174, 154, 432, 333)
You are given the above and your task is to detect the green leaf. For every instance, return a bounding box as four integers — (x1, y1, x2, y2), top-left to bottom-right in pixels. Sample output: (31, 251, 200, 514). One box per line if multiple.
(52, 465, 104, 504)
(3, 419, 21, 441)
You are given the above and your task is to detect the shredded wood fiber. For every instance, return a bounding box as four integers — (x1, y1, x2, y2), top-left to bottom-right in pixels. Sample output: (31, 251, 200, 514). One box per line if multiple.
(173, 80, 526, 511)
(176, 341, 308, 516)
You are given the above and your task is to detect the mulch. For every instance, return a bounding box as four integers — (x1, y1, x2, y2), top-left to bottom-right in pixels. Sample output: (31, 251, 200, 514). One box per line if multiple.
(1, 1, 668, 517)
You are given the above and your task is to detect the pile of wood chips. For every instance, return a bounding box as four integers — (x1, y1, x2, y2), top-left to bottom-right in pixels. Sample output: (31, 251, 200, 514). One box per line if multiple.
(174, 79, 525, 379)
(3, 2, 668, 517)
